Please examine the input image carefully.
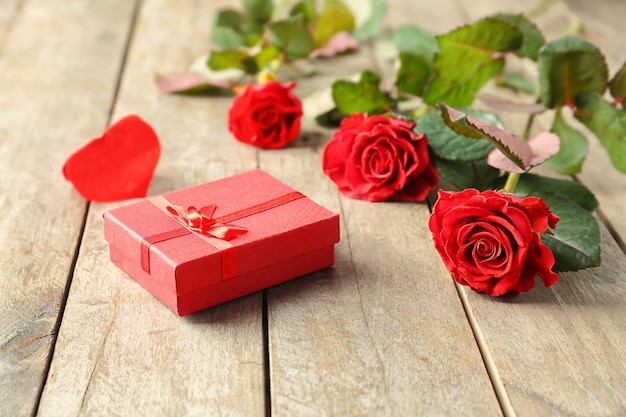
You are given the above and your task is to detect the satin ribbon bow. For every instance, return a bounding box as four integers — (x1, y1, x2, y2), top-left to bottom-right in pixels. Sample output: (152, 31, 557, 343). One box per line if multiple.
(166, 204, 247, 240)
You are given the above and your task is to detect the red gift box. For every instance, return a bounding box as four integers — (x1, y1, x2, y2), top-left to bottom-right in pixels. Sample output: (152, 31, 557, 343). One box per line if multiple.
(103, 169, 340, 316)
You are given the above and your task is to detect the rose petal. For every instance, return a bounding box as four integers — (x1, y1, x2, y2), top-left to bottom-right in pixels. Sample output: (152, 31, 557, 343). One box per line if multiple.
(487, 131, 560, 173)
(487, 148, 527, 173)
(63, 115, 160, 202)
(155, 72, 236, 94)
(309, 31, 359, 58)
(528, 132, 561, 167)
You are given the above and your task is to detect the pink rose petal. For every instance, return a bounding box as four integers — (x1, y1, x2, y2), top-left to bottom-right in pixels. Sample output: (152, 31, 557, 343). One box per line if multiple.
(310, 32, 359, 58)
(155, 72, 236, 94)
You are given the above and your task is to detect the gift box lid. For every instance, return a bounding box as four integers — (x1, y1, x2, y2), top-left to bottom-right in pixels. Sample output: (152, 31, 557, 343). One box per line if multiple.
(103, 169, 340, 296)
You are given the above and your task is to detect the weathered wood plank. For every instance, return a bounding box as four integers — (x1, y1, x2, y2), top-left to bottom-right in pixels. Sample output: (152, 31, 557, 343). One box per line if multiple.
(263, 162, 503, 415)
(36, 0, 265, 416)
(262, 0, 502, 414)
(0, 0, 22, 51)
(459, 222, 626, 416)
(0, 1, 138, 416)
(0, 1, 21, 32)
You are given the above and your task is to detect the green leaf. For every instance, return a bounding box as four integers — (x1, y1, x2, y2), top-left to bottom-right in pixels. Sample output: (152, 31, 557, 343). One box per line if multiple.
(575, 92, 626, 173)
(243, 45, 279, 72)
(268, 15, 315, 61)
(424, 18, 523, 107)
(513, 173, 598, 212)
(315, 107, 345, 127)
(290, 0, 317, 24)
(208, 49, 253, 73)
(211, 26, 246, 50)
(417, 109, 500, 161)
(214, 9, 245, 28)
(211, 10, 247, 49)
(538, 194, 601, 272)
(211, 25, 263, 50)
(331, 70, 393, 115)
(360, 70, 380, 85)
(425, 61, 505, 107)
(240, 23, 265, 47)
(312, 0, 355, 48)
(547, 109, 587, 174)
(243, 0, 274, 24)
(393, 25, 438, 60)
(438, 104, 486, 139)
(495, 72, 537, 94)
(349, 0, 386, 40)
(189, 52, 245, 76)
(609, 62, 626, 108)
(432, 157, 502, 191)
(493, 13, 545, 60)
(391, 28, 437, 98)
(396, 53, 433, 97)
(538, 36, 608, 108)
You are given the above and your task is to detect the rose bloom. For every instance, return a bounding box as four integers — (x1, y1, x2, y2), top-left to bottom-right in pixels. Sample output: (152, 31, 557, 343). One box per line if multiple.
(322, 114, 439, 202)
(429, 189, 560, 296)
(228, 81, 302, 149)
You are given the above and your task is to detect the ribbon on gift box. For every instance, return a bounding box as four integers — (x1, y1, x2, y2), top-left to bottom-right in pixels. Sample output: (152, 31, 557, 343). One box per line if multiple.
(140, 191, 305, 280)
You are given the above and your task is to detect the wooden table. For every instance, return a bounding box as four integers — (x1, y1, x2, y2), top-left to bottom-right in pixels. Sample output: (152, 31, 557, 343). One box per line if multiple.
(2, 1, 625, 416)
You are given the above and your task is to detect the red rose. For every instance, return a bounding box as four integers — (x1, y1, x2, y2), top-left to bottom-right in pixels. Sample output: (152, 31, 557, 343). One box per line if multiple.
(322, 114, 439, 202)
(228, 81, 302, 149)
(429, 189, 560, 296)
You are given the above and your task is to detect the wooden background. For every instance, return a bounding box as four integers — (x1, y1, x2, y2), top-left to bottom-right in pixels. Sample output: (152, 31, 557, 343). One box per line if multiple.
(1, 0, 624, 416)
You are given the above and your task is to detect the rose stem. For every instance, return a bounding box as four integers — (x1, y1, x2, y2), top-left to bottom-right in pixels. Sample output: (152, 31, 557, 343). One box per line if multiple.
(503, 172, 520, 193)
(503, 113, 536, 193)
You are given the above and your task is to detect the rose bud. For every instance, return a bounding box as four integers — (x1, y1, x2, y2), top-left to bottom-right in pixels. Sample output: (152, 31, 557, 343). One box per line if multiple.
(429, 189, 560, 296)
(228, 81, 303, 149)
(322, 114, 439, 202)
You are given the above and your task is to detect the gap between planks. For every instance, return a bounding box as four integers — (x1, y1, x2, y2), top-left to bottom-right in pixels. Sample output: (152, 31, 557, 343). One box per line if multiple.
(106, 0, 145, 124)
(262, 290, 272, 417)
(31, 201, 90, 417)
(31, 1, 143, 415)
(454, 282, 517, 417)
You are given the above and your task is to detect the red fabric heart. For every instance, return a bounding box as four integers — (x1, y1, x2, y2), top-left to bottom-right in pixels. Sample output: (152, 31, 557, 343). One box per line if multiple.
(63, 115, 161, 202)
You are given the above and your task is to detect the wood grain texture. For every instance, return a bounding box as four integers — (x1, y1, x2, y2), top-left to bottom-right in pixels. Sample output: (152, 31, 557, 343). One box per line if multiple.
(260, 0, 502, 412)
(2, 0, 623, 416)
(460, 222, 626, 416)
(0, 1, 137, 416)
(0, 0, 22, 54)
(263, 166, 503, 415)
(36, 0, 265, 416)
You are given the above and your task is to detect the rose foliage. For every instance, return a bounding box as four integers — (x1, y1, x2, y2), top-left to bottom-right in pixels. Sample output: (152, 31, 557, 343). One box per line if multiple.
(155, 0, 622, 297)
